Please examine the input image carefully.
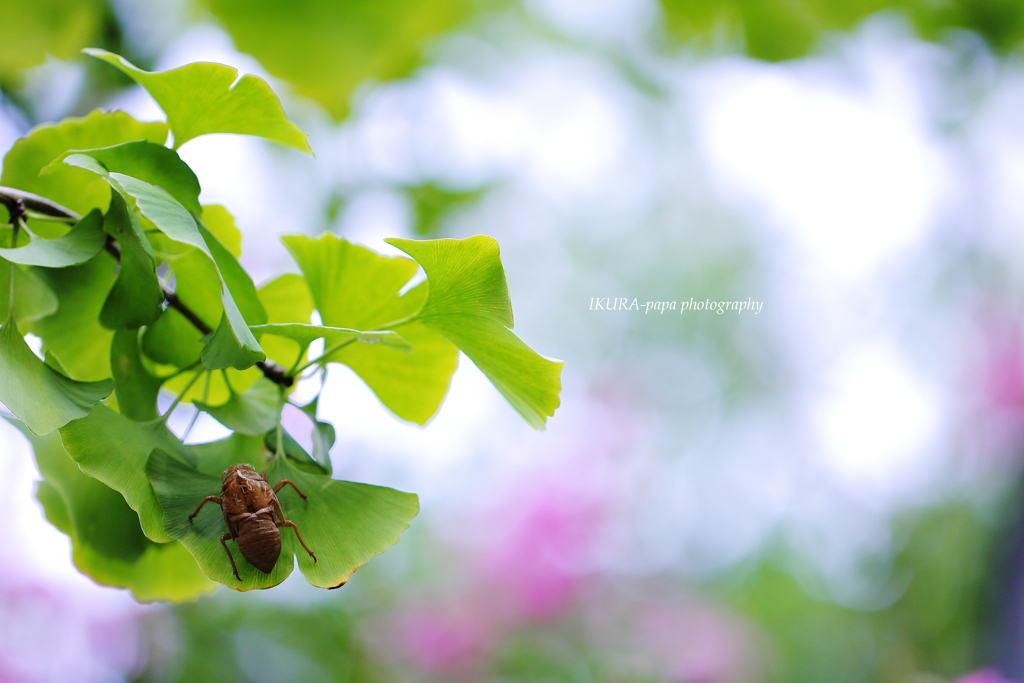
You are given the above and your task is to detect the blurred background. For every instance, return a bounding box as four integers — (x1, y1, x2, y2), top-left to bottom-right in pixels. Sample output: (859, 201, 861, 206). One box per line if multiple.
(2, 0, 1024, 680)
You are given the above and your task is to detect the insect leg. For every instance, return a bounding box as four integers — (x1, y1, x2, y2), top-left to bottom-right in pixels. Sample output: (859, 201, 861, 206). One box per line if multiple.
(189, 496, 222, 521)
(277, 520, 316, 563)
(220, 533, 241, 581)
(273, 479, 307, 500)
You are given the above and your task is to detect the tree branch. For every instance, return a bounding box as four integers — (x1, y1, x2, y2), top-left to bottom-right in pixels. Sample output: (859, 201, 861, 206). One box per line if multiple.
(0, 187, 292, 387)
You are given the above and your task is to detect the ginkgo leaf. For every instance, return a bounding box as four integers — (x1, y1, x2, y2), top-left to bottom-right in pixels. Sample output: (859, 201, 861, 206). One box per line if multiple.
(0, 316, 113, 434)
(0, 110, 168, 216)
(147, 447, 418, 591)
(84, 49, 312, 154)
(28, 252, 117, 381)
(0, 264, 59, 325)
(12, 419, 213, 602)
(0, 209, 106, 267)
(42, 140, 202, 214)
(60, 404, 193, 542)
(283, 234, 457, 424)
(195, 378, 281, 436)
(388, 236, 562, 429)
(98, 192, 163, 329)
(110, 328, 164, 422)
(203, 0, 474, 120)
(256, 273, 314, 368)
(62, 161, 266, 371)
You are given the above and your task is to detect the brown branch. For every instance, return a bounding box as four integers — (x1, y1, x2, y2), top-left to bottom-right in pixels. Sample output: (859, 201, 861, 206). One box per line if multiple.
(2, 188, 292, 387)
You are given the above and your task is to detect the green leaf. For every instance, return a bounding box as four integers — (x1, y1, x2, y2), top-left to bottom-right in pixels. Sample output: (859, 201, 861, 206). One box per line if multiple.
(110, 329, 164, 422)
(203, 0, 474, 120)
(84, 49, 312, 154)
(0, 110, 168, 216)
(0, 0, 105, 80)
(407, 183, 485, 236)
(60, 404, 193, 542)
(28, 253, 117, 381)
(256, 273, 314, 369)
(0, 264, 59, 325)
(298, 397, 335, 476)
(43, 140, 202, 214)
(12, 419, 214, 602)
(147, 448, 418, 590)
(200, 205, 242, 258)
(0, 317, 112, 434)
(282, 234, 457, 424)
(387, 236, 562, 429)
(264, 425, 328, 475)
(99, 172, 265, 370)
(195, 378, 281, 436)
(0, 209, 106, 267)
(98, 192, 164, 329)
(251, 323, 412, 351)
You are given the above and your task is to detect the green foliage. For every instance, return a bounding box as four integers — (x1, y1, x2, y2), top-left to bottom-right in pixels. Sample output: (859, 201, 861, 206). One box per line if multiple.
(283, 233, 459, 425)
(660, 0, 1024, 61)
(83, 49, 312, 153)
(0, 316, 112, 434)
(202, 0, 476, 120)
(388, 236, 563, 429)
(0, 0, 106, 81)
(149, 448, 419, 591)
(1, 110, 168, 216)
(407, 183, 485, 237)
(0, 209, 106, 267)
(0, 49, 560, 598)
(15, 420, 214, 602)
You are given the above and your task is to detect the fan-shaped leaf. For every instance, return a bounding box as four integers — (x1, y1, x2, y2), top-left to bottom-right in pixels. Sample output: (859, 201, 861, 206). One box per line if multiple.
(0, 317, 112, 434)
(0, 209, 106, 267)
(84, 49, 311, 154)
(387, 236, 562, 429)
(147, 447, 418, 591)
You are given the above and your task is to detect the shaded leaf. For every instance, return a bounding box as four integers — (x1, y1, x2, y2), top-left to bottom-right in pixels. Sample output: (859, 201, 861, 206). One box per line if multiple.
(195, 378, 281, 436)
(265, 425, 328, 475)
(298, 396, 335, 476)
(0, 316, 112, 434)
(99, 191, 163, 329)
(388, 236, 562, 429)
(28, 253, 117, 381)
(147, 448, 295, 590)
(12, 419, 214, 602)
(283, 234, 457, 424)
(101, 172, 265, 370)
(84, 49, 312, 154)
(147, 448, 418, 590)
(0, 209, 106, 267)
(0, 110, 168, 216)
(0, 264, 59, 325)
(43, 140, 202, 214)
(251, 323, 411, 351)
(111, 329, 164, 422)
(60, 404, 193, 542)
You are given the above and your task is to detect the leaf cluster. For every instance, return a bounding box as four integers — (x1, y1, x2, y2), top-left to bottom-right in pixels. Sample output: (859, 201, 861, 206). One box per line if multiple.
(1, 51, 561, 600)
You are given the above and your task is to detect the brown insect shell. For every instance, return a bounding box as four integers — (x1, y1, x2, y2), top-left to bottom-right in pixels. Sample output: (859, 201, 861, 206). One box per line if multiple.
(221, 463, 282, 574)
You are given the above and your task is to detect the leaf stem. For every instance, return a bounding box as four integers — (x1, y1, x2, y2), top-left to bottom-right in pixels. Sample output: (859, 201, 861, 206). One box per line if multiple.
(181, 371, 211, 440)
(160, 366, 204, 424)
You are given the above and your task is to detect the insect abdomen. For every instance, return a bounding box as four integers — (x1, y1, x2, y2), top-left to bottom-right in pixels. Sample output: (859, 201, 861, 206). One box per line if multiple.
(237, 518, 281, 574)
